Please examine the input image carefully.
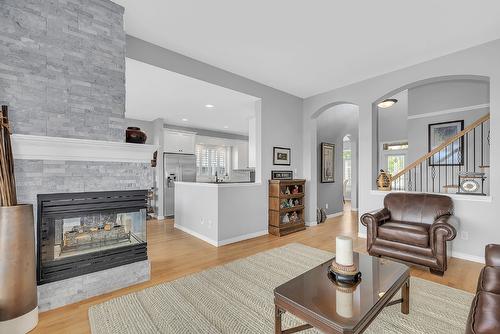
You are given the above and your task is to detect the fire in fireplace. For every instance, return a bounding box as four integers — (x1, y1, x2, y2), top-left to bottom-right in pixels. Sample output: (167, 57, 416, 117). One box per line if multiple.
(37, 190, 148, 285)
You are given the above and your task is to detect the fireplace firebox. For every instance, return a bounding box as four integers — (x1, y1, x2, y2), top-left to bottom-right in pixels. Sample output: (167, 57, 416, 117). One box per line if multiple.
(37, 190, 148, 285)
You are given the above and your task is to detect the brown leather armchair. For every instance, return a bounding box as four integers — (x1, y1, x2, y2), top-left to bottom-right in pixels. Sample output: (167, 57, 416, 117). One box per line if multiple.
(466, 244, 500, 334)
(360, 192, 457, 275)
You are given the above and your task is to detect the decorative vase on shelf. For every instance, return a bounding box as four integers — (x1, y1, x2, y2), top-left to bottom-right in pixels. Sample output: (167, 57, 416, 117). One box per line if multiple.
(376, 169, 392, 191)
(126, 127, 147, 144)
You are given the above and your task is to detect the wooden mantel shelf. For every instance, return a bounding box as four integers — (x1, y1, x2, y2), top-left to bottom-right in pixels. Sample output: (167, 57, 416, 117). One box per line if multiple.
(11, 134, 158, 163)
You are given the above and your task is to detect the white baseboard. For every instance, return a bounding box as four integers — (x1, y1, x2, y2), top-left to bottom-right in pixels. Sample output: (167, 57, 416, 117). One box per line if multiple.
(218, 230, 268, 246)
(156, 215, 165, 220)
(451, 251, 485, 264)
(174, 224, 218, 247)
(305, 221, 317, 227)
(327, 211, 343, 218)
(174, 224, 268, 247)
(351, 208, 358, 211)
(356, 232, 484, 263)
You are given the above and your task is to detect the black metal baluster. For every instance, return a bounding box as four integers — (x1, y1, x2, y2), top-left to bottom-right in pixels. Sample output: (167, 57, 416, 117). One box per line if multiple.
(431, 166, 436, 193)
(420, 163, 422, 192)
(438, 151, 441, 193)
(414, 167, 417, 192)
(426, 159, 429, 193)
(445, 145, 448, 191)
(481, 122, 484, 168)
(473, 127, 476, 172)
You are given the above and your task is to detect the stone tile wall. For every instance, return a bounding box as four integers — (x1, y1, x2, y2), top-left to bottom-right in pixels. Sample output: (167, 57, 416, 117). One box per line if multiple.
(0, 0, 126, 141)
(15, 160, 153, 210)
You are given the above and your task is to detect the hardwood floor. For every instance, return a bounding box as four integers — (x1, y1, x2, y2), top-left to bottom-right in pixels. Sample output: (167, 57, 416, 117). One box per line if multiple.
(33, 204, 482, 334)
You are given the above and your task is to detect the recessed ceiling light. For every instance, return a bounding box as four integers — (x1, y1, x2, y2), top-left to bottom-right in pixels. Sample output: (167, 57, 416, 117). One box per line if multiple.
(182, 118, 189, 122)
(205, 104, 215, 108)
(223, 125, 229, 129)
(377, 99, 398, 109)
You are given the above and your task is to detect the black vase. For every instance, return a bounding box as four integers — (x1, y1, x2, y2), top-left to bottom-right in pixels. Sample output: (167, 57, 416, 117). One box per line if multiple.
(126, 127, 147, 144)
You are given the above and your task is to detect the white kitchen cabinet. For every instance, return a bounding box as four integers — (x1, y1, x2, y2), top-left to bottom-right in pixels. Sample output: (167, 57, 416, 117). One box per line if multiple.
(164, 130, 196, 154)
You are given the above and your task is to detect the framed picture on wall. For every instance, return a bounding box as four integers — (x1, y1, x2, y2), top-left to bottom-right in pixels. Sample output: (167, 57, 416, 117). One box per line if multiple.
(321, 142, 335, 183)
(273, 147, 291, 165)
(428, 120, 464, 166)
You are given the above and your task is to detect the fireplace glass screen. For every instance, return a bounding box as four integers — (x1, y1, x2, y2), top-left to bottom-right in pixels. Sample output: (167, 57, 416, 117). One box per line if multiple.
(46, 209, 146, 261)
(37, 190, 149, 284)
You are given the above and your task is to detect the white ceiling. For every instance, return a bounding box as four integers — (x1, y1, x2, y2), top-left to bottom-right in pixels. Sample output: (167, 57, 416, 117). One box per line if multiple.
(114, 0, 500, 98)
(125, 58, 259, 135)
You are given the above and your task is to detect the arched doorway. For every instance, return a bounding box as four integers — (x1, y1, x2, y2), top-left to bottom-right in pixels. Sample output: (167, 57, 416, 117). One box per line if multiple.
(313, 103, 359, 221)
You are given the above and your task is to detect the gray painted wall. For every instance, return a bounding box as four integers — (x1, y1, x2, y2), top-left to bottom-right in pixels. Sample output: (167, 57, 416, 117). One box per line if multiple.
(408, 80, 489, 116)
(1, 0, 127, 142)
(378, 90, 408, 143)
(316, 104, 358, 215)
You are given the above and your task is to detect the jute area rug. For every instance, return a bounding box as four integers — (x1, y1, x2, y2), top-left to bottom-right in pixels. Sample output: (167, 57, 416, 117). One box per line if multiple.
(89, 243, 473, 334)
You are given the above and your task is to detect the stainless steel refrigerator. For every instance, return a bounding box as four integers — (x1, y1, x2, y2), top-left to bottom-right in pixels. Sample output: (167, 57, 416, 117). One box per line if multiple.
(163, 153, 196, 218)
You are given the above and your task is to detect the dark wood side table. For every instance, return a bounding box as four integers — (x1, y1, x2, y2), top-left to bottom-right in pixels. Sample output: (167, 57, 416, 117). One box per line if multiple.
(274, 252, 410, 334)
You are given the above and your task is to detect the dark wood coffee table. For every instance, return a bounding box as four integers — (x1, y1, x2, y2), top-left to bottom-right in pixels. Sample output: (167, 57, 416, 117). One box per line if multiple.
(274, 252, 410, 334)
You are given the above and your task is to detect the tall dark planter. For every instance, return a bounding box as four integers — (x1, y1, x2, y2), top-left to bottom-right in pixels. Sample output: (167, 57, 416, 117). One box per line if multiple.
(0, 204, 38, 333)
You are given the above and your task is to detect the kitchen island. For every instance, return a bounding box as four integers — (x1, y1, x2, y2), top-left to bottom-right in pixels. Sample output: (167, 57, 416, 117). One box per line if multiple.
(174, 181, 267, 246)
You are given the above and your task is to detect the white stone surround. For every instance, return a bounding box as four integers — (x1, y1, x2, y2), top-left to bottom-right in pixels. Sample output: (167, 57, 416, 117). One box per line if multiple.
(38, 260, 150, 311)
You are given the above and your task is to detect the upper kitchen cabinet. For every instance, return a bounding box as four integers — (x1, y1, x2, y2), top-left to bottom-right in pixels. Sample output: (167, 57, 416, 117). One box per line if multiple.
(164, 129, 196, 154)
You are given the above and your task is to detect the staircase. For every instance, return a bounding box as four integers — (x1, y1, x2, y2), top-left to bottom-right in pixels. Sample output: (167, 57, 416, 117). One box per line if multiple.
(390, 113, 490, 195)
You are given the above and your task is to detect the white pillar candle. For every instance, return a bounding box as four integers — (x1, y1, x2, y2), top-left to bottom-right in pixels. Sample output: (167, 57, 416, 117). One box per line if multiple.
(336, 236, 353, 266)
(336, 289, 353, 318)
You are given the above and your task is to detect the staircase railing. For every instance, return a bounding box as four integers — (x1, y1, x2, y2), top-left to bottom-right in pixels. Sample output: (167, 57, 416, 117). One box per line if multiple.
(390, 113, 490, 194)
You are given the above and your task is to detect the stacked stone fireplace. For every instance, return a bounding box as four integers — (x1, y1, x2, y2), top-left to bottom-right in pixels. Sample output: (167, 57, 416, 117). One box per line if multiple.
(1, 0, 156, 311)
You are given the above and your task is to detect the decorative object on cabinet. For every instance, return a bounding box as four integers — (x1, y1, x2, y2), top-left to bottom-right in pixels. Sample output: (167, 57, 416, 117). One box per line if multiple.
(126, 127, 147, 144)
(321, 142, 335, 183)
(457, 171, 486, 195)
(292, 185, 299, 194)
(282, 213, 290, 224)
(271, 170, 293, 180)
(284, 186, 291, 195)
(273, 147, 291, 166)
(428, 120, 464, 166)
(269, 179, 306, 236)
(376, 169, 392, 190)
(0, 105, 38, 334)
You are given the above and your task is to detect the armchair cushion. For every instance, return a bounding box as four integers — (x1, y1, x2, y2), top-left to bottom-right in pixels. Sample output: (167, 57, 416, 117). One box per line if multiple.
(485, 244, 500, 267)
(378, 221, 430, 248)
(478, 266, 500, 294)
(466, 292, 500, 334)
